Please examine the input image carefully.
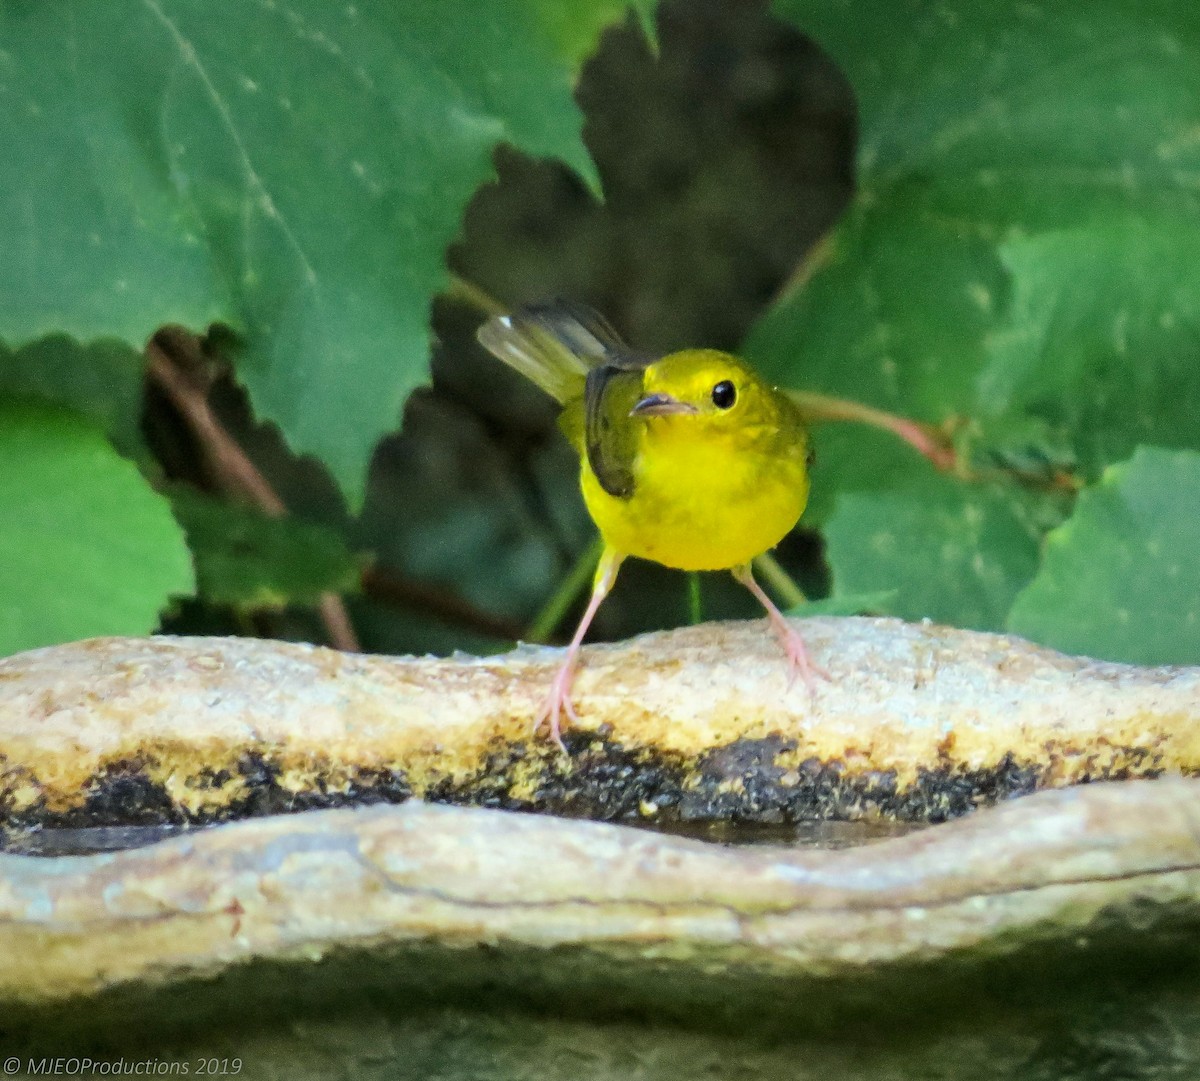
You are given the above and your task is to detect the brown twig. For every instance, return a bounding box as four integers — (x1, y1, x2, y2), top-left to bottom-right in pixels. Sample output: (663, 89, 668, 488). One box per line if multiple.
(146, 332, 361, 653)
(146, 337, 287, 515)
(360, 566, 525, 643)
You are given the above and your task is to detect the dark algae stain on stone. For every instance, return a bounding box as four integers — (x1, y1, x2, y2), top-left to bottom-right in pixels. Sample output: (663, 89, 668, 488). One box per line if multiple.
(426, 735, 693, 823)
(192, 766, 233, 790)
(0, 731, 1164, 834)
(897, 754, 1043, 823)
(78, 759, 182, 828)
(673, 741, 1044, 825)
(424, 741, 537, 811)
(681, 735, 805, 823)
(679, 737, 899, 824)
(223, 753, 413, 820)
(224, 752, 295, 819)
(3, 753, 415, 831)
(422, 734, 1041, 826)
(430, 736, 1048, 826)
(344, 766, 413, 807)
(540, 734, 690, 822)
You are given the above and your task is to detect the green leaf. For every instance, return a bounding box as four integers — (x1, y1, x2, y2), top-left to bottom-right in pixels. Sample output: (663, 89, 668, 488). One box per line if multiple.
(0, 402, 194, 658)
(755, 1, 1200, 471)
(752, 202, 1006, 424)
(749, 1, 1200, 633)
(0, 337, 146, 453)
(771, 1, 1200, 230)
(0, 0, 652, 506)
(823, 473, 1048, 632)
(529, 0, 656, 58)
(168, 487, 363, 611)
(980, 222, 1200, 474)
(1009, 447, 1200, 665)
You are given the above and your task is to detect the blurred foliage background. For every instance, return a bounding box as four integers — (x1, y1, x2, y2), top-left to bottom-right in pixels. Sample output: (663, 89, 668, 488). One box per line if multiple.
(0, 0, 1197, 666)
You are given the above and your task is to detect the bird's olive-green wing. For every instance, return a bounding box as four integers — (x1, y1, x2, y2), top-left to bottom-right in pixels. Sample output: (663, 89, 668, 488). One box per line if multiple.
(478, 300, 653, 499)
(523, 299, 628, 366)
(582, 363, 647, 500)
(529, 302, 653, 499)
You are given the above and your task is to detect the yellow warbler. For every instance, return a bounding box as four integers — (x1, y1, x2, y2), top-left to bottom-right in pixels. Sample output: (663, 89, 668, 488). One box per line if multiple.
(478, 300, 820, 750)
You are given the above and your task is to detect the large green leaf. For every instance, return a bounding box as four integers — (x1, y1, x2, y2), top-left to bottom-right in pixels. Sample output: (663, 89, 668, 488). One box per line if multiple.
(747, 0, 1200, 628)
(529, 0, 655, 58)
(756, 0, 1200, 466)
(1009, 447, 1200, 665)
(0, 402, 195, 658)
(981, 222, 1200, 474)
(823, 473, 1047, 632)
(0, 0, 652, 506)
(0, 337, 146, 453)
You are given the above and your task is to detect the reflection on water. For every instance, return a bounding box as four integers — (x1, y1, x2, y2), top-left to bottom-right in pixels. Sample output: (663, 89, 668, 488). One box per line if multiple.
(634, 817, 927, 849)
(0, 824, 199, 857)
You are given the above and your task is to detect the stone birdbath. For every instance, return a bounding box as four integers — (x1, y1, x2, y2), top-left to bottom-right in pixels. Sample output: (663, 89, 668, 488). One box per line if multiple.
(2, 617, 1200, 1078)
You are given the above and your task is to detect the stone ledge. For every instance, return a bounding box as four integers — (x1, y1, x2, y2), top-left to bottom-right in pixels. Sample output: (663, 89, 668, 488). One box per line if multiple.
(3, 780, 1200, 1008)
(0, 619, 1196, 827)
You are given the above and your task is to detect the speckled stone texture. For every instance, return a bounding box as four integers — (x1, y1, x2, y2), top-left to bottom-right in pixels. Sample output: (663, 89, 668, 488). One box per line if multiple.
(0, 619, 1196, 828)
(3, 622, 1200, 1076)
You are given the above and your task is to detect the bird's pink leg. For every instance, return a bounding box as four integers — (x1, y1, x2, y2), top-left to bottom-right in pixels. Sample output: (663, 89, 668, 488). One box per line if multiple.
(537, 547, 624, 753)
(731, 563, 829, 696)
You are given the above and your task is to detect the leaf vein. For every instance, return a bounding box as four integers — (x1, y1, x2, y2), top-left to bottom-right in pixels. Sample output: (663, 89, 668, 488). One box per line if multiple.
(140, 0, 320, 292)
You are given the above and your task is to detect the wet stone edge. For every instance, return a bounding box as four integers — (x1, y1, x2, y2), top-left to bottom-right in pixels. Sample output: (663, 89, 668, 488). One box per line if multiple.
(3, 731, 1174, 841)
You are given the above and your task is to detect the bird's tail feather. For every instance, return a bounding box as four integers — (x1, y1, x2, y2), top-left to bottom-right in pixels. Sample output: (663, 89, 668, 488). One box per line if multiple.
(476, 300, 627, 404)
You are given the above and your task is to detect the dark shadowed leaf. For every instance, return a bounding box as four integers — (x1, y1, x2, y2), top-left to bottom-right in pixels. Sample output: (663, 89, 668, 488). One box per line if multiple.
(169, 487, 363, 611)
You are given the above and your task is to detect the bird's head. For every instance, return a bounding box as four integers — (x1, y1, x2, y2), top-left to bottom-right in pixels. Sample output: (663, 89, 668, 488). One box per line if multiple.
(631, 349, 782, 435)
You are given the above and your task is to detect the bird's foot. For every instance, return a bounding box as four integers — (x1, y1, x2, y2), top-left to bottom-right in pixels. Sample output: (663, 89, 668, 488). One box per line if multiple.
(776, 620, 831, 699)
(533, 659, 580, 755)
(731, 562, 829, 701)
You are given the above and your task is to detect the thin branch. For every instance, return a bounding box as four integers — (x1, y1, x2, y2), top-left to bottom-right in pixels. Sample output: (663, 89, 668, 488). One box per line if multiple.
(360, 566, 524, 643)
(445, 274, 507, 317)
(687, 573, 703, 626)
(785, 389, 958, 472)
(147, 338, 287, 515)
(146, 333, 361, 653)
(774, 232, 837, 302)
(316, 594, 362, 654)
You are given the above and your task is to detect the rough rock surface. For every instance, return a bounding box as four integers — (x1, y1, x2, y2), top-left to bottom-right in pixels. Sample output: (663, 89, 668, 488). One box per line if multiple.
(3, 622, 1200, 1075)
(4, 781, 1200, 1007)
(0, 619, 1196, 828)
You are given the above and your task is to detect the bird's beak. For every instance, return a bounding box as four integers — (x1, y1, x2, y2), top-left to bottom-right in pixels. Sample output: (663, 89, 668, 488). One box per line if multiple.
(629, 393, 699, 417)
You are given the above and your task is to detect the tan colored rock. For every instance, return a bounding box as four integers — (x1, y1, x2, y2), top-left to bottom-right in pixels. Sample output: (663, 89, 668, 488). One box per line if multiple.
(0, 619, 1197, 826)
(2, 780, 1200, 1006)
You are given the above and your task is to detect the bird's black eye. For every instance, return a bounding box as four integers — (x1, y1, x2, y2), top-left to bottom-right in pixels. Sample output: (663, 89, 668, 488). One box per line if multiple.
(711, 380, 737, 409)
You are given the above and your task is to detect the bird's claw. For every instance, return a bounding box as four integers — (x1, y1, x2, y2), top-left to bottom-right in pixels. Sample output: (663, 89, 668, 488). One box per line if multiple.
(778, 622, 830, 700)
(533, 661, 579, 755)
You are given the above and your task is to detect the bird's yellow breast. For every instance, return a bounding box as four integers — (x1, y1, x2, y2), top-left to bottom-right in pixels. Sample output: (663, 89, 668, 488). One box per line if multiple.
(580, 417, 810, 571)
